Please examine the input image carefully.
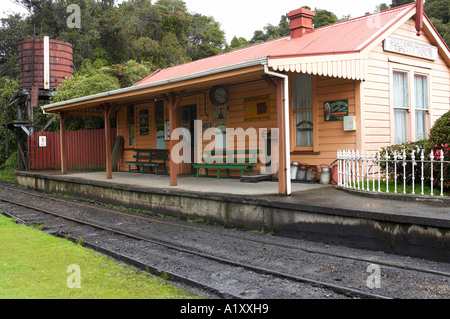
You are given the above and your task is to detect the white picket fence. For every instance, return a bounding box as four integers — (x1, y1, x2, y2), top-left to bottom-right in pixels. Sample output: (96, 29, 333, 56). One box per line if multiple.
(337, 149, 449, 197)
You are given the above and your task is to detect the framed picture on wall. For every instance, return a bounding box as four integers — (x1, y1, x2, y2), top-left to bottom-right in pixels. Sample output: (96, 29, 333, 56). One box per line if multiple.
(324, 100, 348, 122)
(244, 95, 270, 121)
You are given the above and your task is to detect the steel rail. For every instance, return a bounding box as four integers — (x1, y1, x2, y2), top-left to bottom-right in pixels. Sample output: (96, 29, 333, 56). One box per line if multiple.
(0, 196, 391, 300)
(0, 184, 448, 278)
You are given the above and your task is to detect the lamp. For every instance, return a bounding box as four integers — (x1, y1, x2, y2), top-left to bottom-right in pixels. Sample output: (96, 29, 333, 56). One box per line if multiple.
(218, 108, 224, 120)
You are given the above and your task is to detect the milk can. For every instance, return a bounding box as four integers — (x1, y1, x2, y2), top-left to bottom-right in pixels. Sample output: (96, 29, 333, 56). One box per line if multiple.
(320, 166, 331, 184)
(297, 165, 307, 180)
(290, 162, 299, 180)
(306, 166, 318, 181)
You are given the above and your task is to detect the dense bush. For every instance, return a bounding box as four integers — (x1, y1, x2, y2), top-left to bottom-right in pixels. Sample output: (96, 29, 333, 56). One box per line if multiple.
(424, 111, 450, 190)
(379, 140, 427, 181)
(427, 110, 450, 149)
(0, 151, 17, 182)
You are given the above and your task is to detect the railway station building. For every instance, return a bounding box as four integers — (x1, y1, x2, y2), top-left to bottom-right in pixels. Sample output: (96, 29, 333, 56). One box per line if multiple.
(41, 2, 450, 196)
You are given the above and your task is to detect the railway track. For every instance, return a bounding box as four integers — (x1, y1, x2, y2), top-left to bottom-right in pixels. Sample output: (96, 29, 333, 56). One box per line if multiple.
(0, 183, 448, 299)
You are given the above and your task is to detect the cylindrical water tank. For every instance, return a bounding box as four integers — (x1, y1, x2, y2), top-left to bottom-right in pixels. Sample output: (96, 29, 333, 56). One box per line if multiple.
(18, 37, 73, 90)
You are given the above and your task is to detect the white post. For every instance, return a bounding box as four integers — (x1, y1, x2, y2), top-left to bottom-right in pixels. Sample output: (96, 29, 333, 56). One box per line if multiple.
(337, 151, 341, 186)
(347, 150, 351, 188)
(372, 151, 376, 192)
(421, 149, 425, 196)
(430, 150, 434, 196)
(352, 150, 356, 189)
(440, 151, 445, 197)
(366, 151, 370, 191)
(377, 151, 381, 192)
(361, 151, 365, 191)
(411, 150, 416, 195)
(356, 150, 360, 190)
(343, 150, 347, 187)
(385, 152, 389, 193)
(402, 150, 407, 194)
(43, 36, 50, 90)
(394, 150, 398, 194)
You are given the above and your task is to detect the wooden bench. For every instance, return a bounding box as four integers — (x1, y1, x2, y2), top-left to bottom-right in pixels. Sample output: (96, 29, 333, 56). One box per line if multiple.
(193, 150, 259, 179)
(125, 149, 169, 175)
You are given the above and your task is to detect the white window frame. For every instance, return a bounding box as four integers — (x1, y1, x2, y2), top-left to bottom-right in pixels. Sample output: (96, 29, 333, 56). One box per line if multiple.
(392, 70, 410, 144)
(390, 65, 431, 144)
(414, 73, 429, 141)
(290, 73, 318, 152)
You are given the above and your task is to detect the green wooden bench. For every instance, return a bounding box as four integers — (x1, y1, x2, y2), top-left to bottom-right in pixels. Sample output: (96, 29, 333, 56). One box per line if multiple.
(193, 150, 259, 179)
(125, 149, 169, 175)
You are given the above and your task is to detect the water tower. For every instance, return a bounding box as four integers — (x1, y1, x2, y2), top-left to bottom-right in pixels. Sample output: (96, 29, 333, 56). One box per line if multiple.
(18, 36, 73, 99)
(5, 36, 73, 170)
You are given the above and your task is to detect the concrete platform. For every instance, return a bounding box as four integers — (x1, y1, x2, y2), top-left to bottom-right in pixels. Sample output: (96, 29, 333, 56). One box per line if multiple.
(14, 170, 450, 262)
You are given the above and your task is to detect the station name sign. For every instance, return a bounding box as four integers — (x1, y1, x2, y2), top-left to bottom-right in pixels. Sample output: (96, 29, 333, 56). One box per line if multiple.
(384, 36, 438, 61)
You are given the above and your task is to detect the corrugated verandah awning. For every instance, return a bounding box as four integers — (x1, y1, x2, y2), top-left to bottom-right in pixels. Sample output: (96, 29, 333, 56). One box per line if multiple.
(268, 53, 368, 81)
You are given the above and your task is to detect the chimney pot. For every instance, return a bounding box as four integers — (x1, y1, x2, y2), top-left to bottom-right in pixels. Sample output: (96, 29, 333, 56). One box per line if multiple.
(287, 8, 316, 39)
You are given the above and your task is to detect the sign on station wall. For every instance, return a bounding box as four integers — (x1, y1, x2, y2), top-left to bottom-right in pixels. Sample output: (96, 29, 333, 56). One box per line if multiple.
(324, 100, 349, 122)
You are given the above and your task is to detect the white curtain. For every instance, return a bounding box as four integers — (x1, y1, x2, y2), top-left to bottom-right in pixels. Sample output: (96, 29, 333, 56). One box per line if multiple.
(293, 74, 312, 111)
(393, 71, 409, 108)
(394, 109, 407, 144)
(415, 75, 428, 110)
(393, 71, 408, 144)
(415, 75, 428, 140)
(293, 74, 313, 147)
(416, 110, 427, 140)
(295, 111, 313, 147)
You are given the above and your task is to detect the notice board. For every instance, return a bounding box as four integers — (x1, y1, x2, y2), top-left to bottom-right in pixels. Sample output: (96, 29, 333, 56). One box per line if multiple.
(324, 100, 349, 122)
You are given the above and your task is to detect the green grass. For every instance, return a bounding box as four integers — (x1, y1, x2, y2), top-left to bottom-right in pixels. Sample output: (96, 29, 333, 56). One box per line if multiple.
(0, 170, 14, 182)
(348, 179, 449, 197)
(0, 215, 202, 299)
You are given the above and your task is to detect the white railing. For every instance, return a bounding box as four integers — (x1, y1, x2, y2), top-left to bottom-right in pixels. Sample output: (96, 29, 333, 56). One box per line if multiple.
(337, 149, 449, 197)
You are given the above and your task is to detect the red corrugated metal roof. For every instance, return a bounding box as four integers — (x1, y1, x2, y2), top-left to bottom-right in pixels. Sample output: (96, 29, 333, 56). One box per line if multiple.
(135, 4, 416, 86)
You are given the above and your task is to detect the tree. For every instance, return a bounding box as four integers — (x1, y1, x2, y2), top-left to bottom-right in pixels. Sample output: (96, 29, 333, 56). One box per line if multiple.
(0, 77, 19, 161)
(246, 8, 342, 45)
(424, 0, 450, 47)
(0, 14, 27, 78)
(50, 58, 120, 104)
(424, 0, 450, 24)
(3, 0, 226, 73)
(115, 0, 226, 65)
(313, 9, 338, 28)
(390, 0, 414, 7)
(225, 36, 250, 52)
(249, 15, 290, 44)
(376, 3, 390, 11)
(103, 60, 152, 88)
(158, 32, 190, 67)
(375, 0, 449, 47)
(186, 13, 226, 61)
(48, 62, 120, 131)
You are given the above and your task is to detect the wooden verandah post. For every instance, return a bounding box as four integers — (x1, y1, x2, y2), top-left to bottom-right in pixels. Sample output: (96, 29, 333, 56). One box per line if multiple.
(60, 111, 67, 174)
(276, 78, 287, 195)
(101, 103, 114, 179)
(163, 91, 184, 186)
(263, 74, 288, 195)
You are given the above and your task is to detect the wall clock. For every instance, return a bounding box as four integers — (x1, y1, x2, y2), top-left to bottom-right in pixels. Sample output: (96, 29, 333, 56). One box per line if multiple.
(209, 85, 229, 106)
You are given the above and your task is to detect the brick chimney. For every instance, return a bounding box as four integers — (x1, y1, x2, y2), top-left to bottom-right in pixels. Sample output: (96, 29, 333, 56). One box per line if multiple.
(287, 8, 316, 39)
(415, 0, 424, 36)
